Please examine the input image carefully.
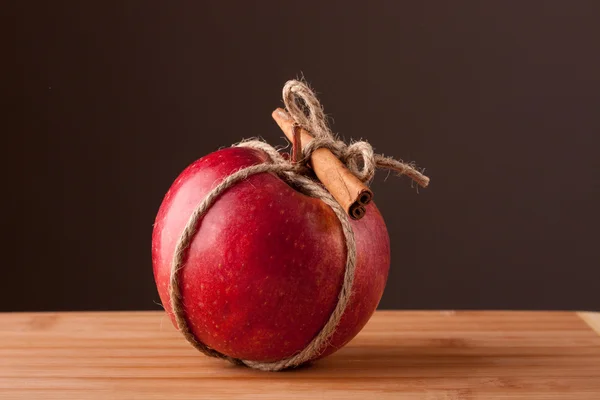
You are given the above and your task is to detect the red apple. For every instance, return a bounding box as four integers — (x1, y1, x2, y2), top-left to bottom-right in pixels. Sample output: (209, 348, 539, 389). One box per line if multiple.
(152, 146, 390, 363)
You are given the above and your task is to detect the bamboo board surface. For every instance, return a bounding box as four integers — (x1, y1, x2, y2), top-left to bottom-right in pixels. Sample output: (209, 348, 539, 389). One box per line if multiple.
(1, 310, 599, 399)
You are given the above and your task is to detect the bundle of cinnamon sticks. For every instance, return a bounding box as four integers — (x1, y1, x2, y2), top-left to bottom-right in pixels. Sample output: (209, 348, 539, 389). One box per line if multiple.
(272, 108, 426, 221)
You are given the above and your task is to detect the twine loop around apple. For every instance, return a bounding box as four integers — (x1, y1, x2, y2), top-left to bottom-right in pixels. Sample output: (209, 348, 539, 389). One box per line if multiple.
(169, 79, 428, 372)
(169, 138, 357, 372)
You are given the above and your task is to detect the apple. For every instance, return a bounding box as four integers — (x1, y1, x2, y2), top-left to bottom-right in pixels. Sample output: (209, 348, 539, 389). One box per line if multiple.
(152, 146, 390, 364)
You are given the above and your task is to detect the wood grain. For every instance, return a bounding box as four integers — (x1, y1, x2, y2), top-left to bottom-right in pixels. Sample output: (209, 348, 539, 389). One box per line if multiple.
(1, 311, 599, 399)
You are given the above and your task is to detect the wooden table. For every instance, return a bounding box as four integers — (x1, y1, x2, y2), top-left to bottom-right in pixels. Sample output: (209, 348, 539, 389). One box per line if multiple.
(1, 311, 599, 399)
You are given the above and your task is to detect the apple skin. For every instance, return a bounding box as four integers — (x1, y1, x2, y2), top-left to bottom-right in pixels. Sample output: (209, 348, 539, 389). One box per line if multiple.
(152, 146, 390, 363)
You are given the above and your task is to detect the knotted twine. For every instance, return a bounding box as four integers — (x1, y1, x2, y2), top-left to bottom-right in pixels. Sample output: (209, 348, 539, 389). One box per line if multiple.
(169, 79, 429, 372)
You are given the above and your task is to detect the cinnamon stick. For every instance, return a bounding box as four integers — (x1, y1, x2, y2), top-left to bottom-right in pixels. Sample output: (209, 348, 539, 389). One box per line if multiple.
(272, 108, 372, 220)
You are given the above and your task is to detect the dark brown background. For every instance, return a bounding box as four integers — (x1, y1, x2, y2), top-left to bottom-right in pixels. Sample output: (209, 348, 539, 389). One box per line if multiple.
(3, 1, 599, 312)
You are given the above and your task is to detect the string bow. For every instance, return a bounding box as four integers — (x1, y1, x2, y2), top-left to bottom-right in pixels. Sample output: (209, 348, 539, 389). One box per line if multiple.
(282, 80, 430, 187)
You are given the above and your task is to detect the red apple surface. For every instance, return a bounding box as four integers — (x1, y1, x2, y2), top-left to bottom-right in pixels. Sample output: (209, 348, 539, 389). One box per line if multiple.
(152, 146, 390, 363)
